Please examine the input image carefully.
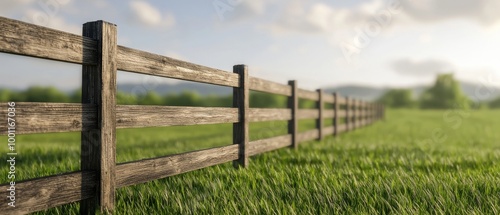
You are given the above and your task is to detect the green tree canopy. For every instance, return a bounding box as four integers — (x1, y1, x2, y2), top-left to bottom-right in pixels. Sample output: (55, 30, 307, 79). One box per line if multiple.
(24, 86, 70, 102)
(137, 91, 163, 105)
(377, 89, 415, 108)
(489, 97, 500, 109)
(420, 74, 470, 109)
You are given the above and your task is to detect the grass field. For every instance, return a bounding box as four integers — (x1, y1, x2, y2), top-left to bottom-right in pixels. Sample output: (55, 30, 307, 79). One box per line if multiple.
(1, 109, 500, 214)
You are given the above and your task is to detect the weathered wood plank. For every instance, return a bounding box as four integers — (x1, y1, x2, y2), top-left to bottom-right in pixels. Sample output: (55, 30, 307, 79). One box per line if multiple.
(0, 16, 97, 65)
(233, 65, 249, 168)
(288, 80, 298, 149)
(81, 20, 117, 214)
(323, 93, 335, 104)
(297, 88, 319, 101)
(297, 109, 319, 120)
(337, 95, 347, 105)
(116, 106, 238, 128)
(322, 126, 334, 137)
(0, 102, 96, 135)
(0, 171, 97, 215)
(337, 124, 347, 133)
(116, 145, 238, 188)
(297, 129, 319, 143)
(249, 108, 291, 122)
(248, 134, 291, 156)
(337, 110, 347, 118)
(323, 109, 334, 118)
(249, 77, 292, 96)
(117, 46, 238, 87)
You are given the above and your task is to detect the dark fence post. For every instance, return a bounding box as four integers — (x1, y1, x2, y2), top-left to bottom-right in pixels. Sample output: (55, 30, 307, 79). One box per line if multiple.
(288, 80, 298, 149)
(316, 89, 323, 141)
(81, 20, 117, 214)
(333, 93, 339, 137)
(233, 65, 249, 168)
(352, 99, 357, 130)
(345, 96, 350, 132)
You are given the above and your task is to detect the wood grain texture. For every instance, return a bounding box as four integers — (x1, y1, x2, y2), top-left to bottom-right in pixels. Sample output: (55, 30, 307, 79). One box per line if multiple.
(0, 102, 96, 135)
(116, 106, 238, 128)
(0, 16, 97, 65)
(288, 80, 298, 149)
(297, 88, 319, 101)
(117, 46, 238, 87)
(316, 89, 324, 140)
(249, 77, 292, 96)
(249, 108, 291, 122)
(297, 109, 319, 120)
(297, 129, 319, 143)
(248, 134, 292, 156)
(0, 171, 97, 215)
(116, 145, 238, 188)
(81, 21, 117, 214)
(233, 65, 249, 168)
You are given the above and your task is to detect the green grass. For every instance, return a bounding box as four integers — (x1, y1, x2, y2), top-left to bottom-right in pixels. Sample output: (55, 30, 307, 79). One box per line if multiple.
(1, 109, 500, 214)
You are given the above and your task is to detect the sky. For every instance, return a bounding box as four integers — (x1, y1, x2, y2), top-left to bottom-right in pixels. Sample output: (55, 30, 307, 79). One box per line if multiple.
(1, 0, 500, 91)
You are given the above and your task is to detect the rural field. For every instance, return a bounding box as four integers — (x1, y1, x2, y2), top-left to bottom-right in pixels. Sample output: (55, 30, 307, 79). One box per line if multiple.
(1, 109, 499, 214)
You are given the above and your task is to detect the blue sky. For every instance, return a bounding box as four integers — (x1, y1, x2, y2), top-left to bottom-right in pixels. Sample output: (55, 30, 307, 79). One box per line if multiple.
(1, 0, 500, 91)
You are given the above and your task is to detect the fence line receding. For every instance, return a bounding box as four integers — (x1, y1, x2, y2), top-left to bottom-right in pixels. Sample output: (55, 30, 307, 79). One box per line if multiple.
(0, 16, 385, 215)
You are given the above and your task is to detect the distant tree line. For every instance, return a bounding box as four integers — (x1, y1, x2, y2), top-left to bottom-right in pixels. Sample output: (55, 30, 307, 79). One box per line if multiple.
(0, 87, 317, 108)
(5, 74, 498, 110)
(377, 74, 497, 109)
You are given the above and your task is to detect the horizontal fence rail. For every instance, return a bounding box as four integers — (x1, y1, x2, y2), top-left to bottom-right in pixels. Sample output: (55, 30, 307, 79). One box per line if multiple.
(0, 16, 385, 215)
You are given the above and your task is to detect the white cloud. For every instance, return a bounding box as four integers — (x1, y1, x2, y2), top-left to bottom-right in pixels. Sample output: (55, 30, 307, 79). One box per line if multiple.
(0, 0, 35, 14)
(129, 0, 175, 28)
(264, 0, 500, 37)
(391, 58, 455, 76)
(400, 0, 500, 26)
(266, 0, 392, 35)
(22, 9, 80, 34)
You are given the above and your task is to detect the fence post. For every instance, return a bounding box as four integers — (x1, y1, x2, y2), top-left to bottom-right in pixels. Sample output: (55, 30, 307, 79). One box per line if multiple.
(316, 89, 323, 141)
(352, 99, 357, 130)
(333, 93, 339, 137)
(345, 96, 350, 132)
(382, 104, 385, 120)
(288, 80, 298, 149)
(233, 65, 249, 168)
(369, 103, 373, 124)
(80, 20, 117, 214)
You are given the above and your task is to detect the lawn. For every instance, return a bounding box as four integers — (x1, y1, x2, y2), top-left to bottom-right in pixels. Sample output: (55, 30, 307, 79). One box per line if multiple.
(1, 109, 499, 214)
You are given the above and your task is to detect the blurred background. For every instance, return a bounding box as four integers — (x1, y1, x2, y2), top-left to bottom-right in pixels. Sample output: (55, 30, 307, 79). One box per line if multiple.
(1, 0, 500, 108)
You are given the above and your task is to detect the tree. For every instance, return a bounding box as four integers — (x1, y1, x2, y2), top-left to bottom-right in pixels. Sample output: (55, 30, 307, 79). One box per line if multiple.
(117, 91, 138, 105)
(377, 89, 415, 108)
(23, 86, 69, 102)
(489, 97, 500, 109)
(420, 74, 470, 109)
(250, 92, 287, 108)
(137, 91, 163, 105)
(164, 91, 202, 106)
(0, 89, 11, 102)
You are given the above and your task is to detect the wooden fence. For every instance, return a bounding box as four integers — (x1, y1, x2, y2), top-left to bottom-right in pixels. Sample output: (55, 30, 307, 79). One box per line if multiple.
(0, 17, 384, 214)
